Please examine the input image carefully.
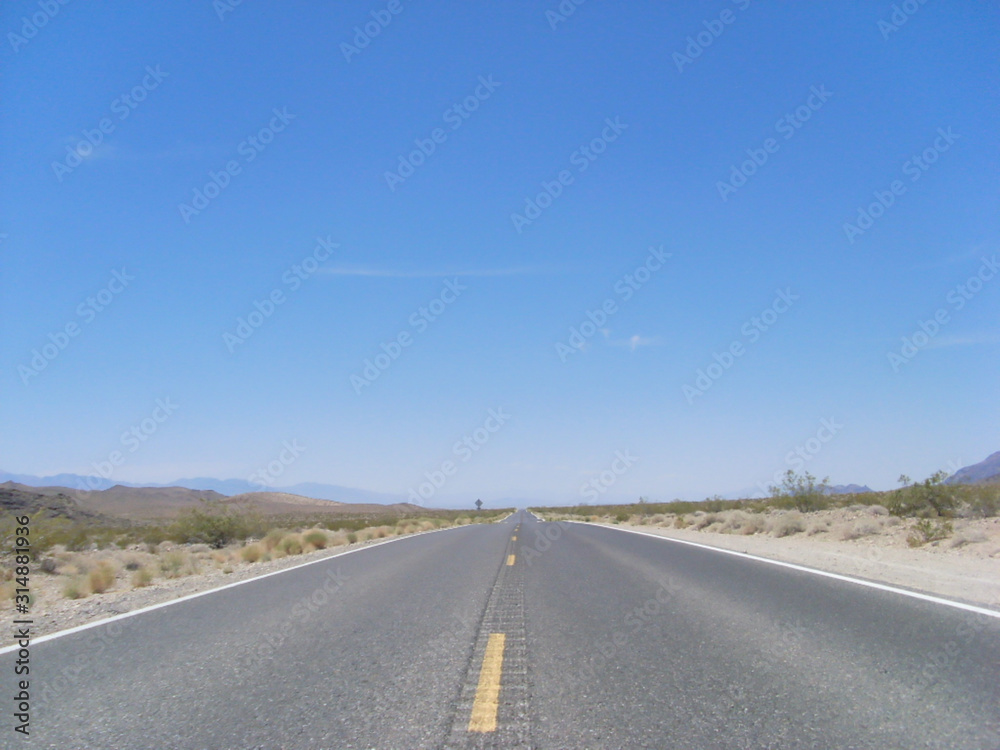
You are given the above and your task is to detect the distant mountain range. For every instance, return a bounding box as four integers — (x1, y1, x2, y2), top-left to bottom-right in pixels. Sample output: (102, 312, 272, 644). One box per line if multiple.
(944, 451, 1000, 485)
(0, 470, 408, 505)
(0, 481, 424, 521)
(825, 484, 874, 495)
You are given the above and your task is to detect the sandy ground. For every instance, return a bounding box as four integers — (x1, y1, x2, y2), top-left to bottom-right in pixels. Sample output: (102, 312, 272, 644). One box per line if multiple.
(585, 506, 1000, 610)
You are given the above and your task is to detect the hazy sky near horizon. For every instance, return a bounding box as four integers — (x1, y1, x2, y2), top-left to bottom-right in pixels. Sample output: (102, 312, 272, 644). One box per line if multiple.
(2, 1, 998, 507)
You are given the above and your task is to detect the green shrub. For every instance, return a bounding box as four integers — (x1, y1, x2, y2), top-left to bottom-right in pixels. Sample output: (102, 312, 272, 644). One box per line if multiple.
(769, 471, 830, 513)
(168, 504, 252, 548)
(889, 472, 955, 517)
(303, 530, 328, 549)
(907, 518, 953, 547)
(279, 535, 303, 555)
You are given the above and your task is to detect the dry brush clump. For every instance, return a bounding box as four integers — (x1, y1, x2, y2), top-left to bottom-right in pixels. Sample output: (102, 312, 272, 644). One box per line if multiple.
(240, 543, 264, 563)
(766, 512, 806, 538)
(131, 565, 154, 588)
(88, 560, 118, 594)
(302, 529, 328, 550)
(62, 576, 88, 600)
(158, 548, 198, 579)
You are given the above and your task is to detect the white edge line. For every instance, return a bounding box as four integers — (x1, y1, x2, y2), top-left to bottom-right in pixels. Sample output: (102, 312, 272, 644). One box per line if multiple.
(0, 524, 467, 656)
(568, 521, 1000, 620)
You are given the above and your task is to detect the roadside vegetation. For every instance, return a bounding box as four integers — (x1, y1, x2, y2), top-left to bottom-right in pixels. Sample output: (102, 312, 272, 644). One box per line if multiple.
(533, 470, 999, 548)
(0, 504, 511, 602)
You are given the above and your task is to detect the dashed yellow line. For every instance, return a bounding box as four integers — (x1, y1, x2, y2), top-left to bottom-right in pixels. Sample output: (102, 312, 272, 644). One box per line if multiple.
(506, 554, 515, 566)
(512, 535, 517, 541)
(468, 633, 506, 732)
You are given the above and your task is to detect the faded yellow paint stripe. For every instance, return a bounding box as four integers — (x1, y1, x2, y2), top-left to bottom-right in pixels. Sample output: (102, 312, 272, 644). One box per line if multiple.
(512, 535, 517, 541)
(468, 633, 506, 732)
(506, 554, 515, 566)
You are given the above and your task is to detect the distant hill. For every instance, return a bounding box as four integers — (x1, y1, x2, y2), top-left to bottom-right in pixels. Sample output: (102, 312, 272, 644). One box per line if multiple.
(1, 482, 225, 520)
(223, 492, 423, 516)
(0, 480, 424, 521)
(0, 484, 119, 524)
(945, 452, 1000, 485)
(0, 470, 407, 504)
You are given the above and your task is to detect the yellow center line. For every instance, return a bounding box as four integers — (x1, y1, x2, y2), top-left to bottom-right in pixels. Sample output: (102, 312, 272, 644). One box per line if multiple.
(512, 535, 517, 541)
(506, 554, 515, 566)
(468, 633, 506, 733)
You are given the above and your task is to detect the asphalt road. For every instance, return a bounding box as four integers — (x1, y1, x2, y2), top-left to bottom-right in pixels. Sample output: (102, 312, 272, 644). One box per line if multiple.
(3, 510, 999, 749)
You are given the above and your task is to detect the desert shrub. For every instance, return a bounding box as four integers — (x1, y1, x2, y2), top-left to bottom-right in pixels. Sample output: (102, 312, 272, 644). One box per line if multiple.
(906, 518, 953, 547)
(159, 550, 195, 578)
(88, 561, 117, 593)
(769, 512, 805, 538)
(39, 558, 59, 574)
(674, 515, 689, 529)
(303, 530, 328, 549)
(738, 514, 766, 535)
(769, 471, 830, 513)
(263, 528, 288, 551)
(279, 535, 303, 556)
(346, 532, 358, 544)
(889, 472, 956, 517)
(63, 577, 88, 599)
(241, 543, 263, 562)
(963, 486, 1000, 518)
(168, 504, 252, 549)
(835, 519, 882, 541)
(692, 513, 719, 530)
(132, 566, 154, 587)
(614, 512, 629, 523)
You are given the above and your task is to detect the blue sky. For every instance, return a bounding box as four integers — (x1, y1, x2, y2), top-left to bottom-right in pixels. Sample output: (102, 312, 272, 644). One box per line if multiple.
(2, 0, 997, 507)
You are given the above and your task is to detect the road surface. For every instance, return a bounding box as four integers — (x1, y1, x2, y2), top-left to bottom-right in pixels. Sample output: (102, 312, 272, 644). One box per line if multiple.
(3, 510, 999, 749)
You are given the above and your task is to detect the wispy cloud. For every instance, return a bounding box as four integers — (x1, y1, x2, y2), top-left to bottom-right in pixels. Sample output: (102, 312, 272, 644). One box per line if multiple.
(318, 265, 548, 278)
(58, 138, 117, 163)
(913, 245, 986, 270)
(925, 332, 999, 350)
(603, 331, 664, 350)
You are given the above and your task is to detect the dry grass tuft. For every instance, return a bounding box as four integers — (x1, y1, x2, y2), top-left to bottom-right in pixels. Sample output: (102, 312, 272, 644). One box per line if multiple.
(240, 543, 263, 563)
(63, 576, 88, 599)
(88, 560, 117, 594)
(263, 529, 288, 551)
(131, 566, 154, 588)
